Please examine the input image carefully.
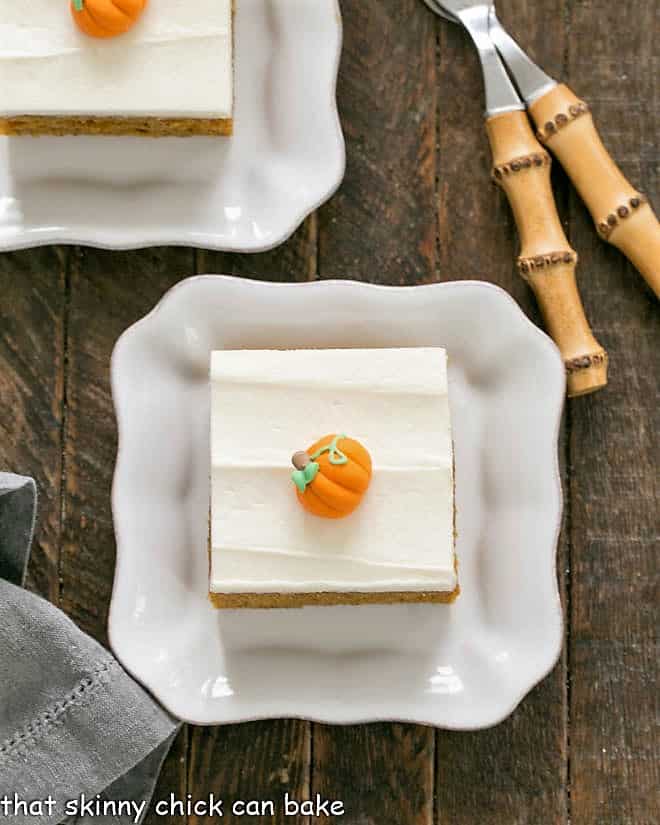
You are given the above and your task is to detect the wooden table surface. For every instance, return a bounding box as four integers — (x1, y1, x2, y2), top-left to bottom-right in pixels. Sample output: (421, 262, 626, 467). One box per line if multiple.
(1, 0, 657, 822)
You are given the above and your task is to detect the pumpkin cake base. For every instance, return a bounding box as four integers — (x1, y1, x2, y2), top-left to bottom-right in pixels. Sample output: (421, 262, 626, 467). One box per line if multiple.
(0, 115, 233, 138)
(209, 586, 460, 609)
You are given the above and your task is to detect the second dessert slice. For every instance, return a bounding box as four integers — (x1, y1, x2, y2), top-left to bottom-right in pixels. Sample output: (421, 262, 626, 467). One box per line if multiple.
(0, 0, 234, 137)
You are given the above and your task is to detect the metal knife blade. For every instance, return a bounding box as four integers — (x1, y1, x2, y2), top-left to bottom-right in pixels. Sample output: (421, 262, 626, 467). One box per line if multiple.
(436, 1, 524, 116)
(487, 7, 557, 104)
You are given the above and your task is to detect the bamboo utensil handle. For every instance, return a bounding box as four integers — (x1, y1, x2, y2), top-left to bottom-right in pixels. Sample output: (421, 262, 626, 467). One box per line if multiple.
(486, 110, 607, 397)
(529, 84, 660, 298)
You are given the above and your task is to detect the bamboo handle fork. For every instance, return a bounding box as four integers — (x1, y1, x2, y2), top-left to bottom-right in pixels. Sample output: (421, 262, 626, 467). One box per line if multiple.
(425, 0, 611, 395)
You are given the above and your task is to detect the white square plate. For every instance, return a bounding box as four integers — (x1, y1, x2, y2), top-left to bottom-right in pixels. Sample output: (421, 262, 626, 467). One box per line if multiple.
(109, 276, 564, 728)
(0, 0, 344, 252)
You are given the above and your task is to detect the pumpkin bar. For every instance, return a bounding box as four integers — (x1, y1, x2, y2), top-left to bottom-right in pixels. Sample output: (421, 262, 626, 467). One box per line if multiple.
(209, 348, 458, 608)
(0, 0, 233, 137)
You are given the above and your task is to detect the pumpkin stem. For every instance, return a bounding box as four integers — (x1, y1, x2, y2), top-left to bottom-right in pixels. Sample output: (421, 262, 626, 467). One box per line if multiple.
(73, 0, 84, 11)
(292, 451, 311, 471)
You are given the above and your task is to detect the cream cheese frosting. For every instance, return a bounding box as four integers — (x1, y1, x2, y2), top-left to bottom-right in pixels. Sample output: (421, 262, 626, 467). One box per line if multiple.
(0, 0, 232, 118)
(210, 348, 456, 595)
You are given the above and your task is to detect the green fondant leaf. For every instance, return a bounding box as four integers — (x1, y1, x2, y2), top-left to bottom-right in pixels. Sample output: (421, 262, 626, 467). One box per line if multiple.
(291, 461, 319, 492)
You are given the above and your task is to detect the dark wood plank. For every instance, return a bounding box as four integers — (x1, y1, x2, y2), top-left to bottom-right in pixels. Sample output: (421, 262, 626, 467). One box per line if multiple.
(434, 1, 570, 822)
(0, 248, 66, 603)
(197, 216, 318, 282)
(566, 0, 659, 821)
(313, 723, 434, 825)
(436, 19, 512, 289)
(310, 1, 437, 822)
(317, 0, 437, 284)
(61, 245, 195, 822)
(188, 721, 310, 825)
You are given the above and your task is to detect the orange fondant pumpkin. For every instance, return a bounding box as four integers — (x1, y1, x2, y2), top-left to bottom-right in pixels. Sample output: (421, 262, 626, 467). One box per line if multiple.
(291, 434, 372, 519)
(71, 0, 148, 39)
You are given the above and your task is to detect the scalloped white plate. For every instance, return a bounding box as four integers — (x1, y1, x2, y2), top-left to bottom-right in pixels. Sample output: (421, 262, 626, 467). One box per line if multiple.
(0, 0, 344, 252)
(109, 276, 564, 728)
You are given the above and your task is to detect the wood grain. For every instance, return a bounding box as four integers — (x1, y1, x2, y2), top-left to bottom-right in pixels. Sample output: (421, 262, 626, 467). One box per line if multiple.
(317, 0, 437, 283)
(0, 248, 66, 603)
(314, 723, 434, 825)
(436, 19, 512, 291)
(566, 0, 659, 822)
(197, 216, 318, 282)
(187, 721, 310, 825)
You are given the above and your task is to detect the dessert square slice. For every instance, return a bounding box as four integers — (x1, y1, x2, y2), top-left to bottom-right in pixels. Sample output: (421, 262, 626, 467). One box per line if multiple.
(0, 0, 233, 137)
(209, 348, 458, 608)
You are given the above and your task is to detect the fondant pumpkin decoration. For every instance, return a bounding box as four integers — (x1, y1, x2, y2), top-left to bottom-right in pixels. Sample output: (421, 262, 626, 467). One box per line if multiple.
(71, 0, 148, 39)
(291, 434, 372, 519)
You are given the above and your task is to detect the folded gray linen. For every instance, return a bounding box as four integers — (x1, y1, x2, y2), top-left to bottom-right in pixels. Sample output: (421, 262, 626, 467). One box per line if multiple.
(0, 473, 181, 825)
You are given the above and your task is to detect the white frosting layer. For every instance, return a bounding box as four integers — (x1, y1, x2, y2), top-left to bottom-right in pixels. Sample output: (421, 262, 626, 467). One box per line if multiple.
(0, 1, 232, 118)
(210, 348, 456, 595)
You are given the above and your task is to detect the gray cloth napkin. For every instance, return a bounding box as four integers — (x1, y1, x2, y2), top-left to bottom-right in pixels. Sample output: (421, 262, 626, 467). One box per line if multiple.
(0, 473, 181, 825)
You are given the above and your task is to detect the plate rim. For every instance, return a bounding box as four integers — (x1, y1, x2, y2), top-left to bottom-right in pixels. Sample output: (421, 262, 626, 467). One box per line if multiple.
(0, 0, 345, 253)
(109, 275, 565, 729)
